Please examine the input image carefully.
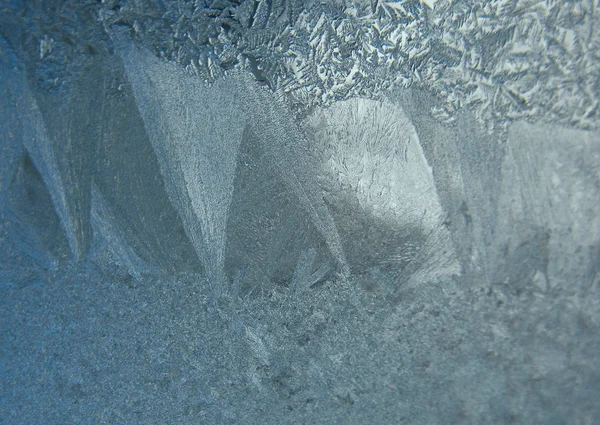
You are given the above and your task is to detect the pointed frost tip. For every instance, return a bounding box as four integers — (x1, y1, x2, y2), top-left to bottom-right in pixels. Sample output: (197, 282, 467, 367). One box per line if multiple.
(420, 0, 437, 10)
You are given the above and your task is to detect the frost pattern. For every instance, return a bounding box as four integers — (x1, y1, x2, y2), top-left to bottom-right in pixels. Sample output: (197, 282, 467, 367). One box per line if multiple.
(304, 98, 459, 286)
(117, 38, 349, 283)
(235, 76, 350, 274)
(0, 36, 82, 261)
(305, 99, 441, 227)
(98, 0, 600, 132)
(117, 40, 245, 285)
(1, 3, 598, 424)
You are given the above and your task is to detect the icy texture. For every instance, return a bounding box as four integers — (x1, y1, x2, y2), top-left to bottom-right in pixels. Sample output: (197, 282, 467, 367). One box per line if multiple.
(118, 39, 246, 284)
(98, 0, 600, 132)
(1, 1, 599, 424)
(303, 98, 459, 287)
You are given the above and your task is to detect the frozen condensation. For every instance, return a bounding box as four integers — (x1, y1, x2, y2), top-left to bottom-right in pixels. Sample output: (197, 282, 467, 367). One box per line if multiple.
(0, 1, 599, 424)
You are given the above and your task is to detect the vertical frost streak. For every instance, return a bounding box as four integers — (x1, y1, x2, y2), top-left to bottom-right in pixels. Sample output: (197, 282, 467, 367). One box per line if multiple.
(118, 41, 245, 285)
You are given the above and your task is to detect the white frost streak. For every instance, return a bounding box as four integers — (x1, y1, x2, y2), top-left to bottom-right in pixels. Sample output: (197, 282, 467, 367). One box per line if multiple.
(238, 79, 350, 275)
(245, 326, 270, 366)
(89, 184, 149, 278)
(0, 42, 80, 259)
(119, 42, 244, 285)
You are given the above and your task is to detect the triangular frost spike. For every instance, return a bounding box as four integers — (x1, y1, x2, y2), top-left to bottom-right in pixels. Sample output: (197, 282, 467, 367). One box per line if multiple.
(0, 36, 79, 261)
(236, 77, 350, 277)
(89, 184, 152, 279)
(116, 38, 245, 286)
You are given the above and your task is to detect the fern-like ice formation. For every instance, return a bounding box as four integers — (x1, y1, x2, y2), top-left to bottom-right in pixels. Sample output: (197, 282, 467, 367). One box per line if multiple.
(97, 0, 600, 133)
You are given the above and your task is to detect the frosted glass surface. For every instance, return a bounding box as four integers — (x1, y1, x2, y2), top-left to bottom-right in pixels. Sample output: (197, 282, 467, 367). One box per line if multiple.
(1, 1, 599, 423)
